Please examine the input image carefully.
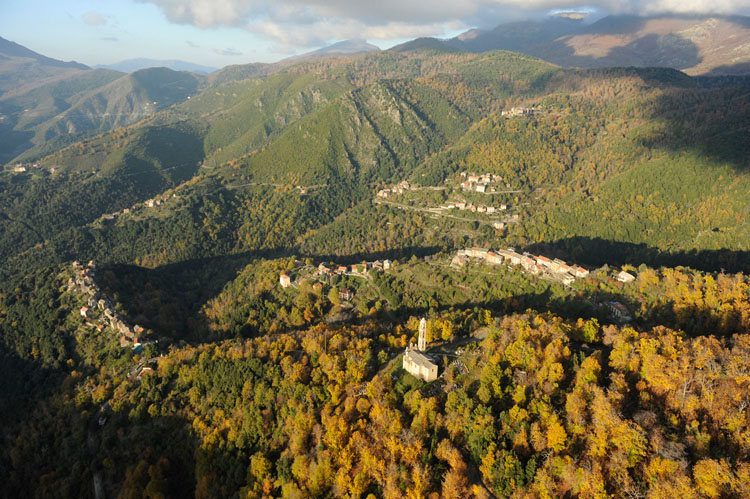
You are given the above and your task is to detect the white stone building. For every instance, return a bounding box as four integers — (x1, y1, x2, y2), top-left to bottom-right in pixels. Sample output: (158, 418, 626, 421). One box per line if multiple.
(403, 317, 438, 382)
(403, 348, 438, 382)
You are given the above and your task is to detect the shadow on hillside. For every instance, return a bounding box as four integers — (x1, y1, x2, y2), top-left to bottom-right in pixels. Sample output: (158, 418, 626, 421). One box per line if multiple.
(643, 299, 746, 337)
(705, 63, 750, 77)
(531, 31, 701, 72)
(526, 18, 750, 172)
(2, 407, 201, 498)
(578, 15, 647, 35)
(0, 343, 64, 422)
(523, 236, 750, 273)
(99, 248, 290, 340)
(542, 64, 750, 173)
(381, 276, 745, 338)
(0, 128, 34, 164)
(637, 76, 750, 171)
(93, 413, 198, 499)
(529, 14, 750, 71)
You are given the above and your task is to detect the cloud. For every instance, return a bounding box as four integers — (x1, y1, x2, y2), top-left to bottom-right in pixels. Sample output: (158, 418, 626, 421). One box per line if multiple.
(101, 36, 119, 42)
(137, 0, 750, 47)
(186, 40, 200, 48)
(82, 11, 107, 26)
(213, 47, 243, 56)
(251, 18, 461, 51)
(137, 0, 258, 28)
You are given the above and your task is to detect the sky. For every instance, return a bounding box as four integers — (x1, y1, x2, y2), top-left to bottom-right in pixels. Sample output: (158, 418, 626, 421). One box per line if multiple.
(2, 0, 750, 68)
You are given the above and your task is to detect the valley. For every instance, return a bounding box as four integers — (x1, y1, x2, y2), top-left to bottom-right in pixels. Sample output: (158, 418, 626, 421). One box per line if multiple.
(0, 23, 749, 499)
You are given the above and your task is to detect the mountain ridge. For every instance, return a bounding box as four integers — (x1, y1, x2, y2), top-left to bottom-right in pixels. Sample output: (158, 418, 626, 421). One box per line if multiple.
(391, 14, 750, 75)
(0, 36, 88, 70)
(95, 58, 218, 75)
(284, 39, 380, 61)
(0, 36, 90, 94)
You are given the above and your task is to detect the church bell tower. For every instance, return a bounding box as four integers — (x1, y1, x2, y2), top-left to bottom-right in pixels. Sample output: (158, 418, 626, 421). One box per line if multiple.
(418, 317, 427, 351)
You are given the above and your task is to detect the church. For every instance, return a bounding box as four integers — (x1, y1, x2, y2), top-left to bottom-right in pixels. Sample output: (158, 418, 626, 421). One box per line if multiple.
(403, 318, 439, 382)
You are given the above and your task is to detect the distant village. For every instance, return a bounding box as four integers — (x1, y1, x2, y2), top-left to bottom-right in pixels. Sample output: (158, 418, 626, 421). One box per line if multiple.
(376, 180, 414, 199)
(98, 195, 170, 224)
(278, 246, 638, 326)
(501, 106, 536, 117)
(457, 171, 512, 193)
(68, 261, 148, 350)
(377, 172, 514, 199)
(7, 162, 42, 173)
(375, 172, 521, 230)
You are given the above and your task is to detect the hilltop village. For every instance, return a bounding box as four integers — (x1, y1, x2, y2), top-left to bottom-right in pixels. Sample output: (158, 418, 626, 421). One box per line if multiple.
(278, 258, 394, 302)
(277, 247, 637, 334)
(452, 247, 590, 285)
(67, 261, 148, 350)
(451, 247, 635, 321)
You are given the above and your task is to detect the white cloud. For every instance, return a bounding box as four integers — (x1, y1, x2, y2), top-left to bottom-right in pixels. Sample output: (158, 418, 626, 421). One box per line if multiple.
(82, 11, 107, 26)
(251, 18, 458, 50)
(213, 47, 243, 56)
(137, 0, 750, 48)
(136, 0, 259, 28)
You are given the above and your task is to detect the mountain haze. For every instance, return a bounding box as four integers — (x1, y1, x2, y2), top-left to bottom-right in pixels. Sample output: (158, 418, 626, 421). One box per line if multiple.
(0, 36, 87, 71)
(0, 68, 123, 161)
(95, 58, 218, 74)
(450, 16, 586, 53)
(0, 44, 208, 163)
(287, 39, 380, 60)
(43, 67, 204, 135)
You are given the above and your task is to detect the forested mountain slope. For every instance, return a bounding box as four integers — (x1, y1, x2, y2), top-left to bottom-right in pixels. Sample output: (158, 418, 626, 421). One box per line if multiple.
(401, 68, 750, 268)
(2, 255, 749, 497)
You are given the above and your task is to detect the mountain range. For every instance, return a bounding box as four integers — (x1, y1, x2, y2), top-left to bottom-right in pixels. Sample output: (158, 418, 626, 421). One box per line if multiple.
(3, 14, 750, 164)
(396, 14, 750, 75)
(94, 58, 218, 74)
(0, 66, 206, 163)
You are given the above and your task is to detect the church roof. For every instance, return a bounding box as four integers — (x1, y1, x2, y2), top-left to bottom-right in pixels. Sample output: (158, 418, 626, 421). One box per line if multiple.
(405, 349, 437, 369)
